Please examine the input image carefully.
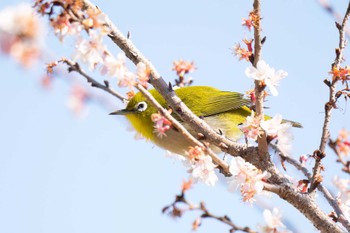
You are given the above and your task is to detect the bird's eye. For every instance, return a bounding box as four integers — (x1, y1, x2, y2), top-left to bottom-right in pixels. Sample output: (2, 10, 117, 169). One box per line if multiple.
(135, 101, 148, 112)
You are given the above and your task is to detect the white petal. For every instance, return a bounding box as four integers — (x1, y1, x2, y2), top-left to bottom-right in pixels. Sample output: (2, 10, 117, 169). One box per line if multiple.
(245, 66, 260, 80)
(266, 81, 278, 96)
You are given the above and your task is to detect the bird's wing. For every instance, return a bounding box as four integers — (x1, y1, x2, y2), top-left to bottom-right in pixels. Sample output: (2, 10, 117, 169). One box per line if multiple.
(200, 91, 251, 117)
(171, 86, 251, 120)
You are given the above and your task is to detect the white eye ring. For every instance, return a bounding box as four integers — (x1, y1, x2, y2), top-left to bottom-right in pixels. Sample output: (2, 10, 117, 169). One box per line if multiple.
(135, 101, 148, 112)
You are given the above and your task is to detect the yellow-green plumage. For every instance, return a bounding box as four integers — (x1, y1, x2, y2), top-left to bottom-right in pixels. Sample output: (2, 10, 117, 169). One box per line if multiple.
(113, 86, 301, 155)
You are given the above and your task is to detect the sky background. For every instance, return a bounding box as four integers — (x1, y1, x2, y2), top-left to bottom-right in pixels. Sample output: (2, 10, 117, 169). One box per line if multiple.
(0, 0, 350, 232)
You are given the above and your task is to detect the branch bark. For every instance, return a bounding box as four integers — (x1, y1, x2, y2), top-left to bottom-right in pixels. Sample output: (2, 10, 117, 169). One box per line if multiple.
(252, 0, 269, 157)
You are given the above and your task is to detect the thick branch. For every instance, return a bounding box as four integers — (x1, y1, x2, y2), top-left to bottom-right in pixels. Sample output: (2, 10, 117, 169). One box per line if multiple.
(264, 179, 344, 233)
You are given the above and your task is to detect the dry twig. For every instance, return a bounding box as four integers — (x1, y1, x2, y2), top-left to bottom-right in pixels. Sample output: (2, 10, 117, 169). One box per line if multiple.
(311, 1, 350, 194)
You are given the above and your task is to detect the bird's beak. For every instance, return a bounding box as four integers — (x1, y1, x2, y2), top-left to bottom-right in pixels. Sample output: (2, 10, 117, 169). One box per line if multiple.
(109, 109, 134, 115)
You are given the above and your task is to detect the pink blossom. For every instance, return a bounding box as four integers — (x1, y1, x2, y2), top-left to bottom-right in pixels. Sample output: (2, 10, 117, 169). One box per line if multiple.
(136, 62, 150, 88)
(184, 146, 218, 187)
(151, 112, 172, 138)
(66, 84, 90, 116)
(51, 14, 82, 41)
(227, 156, 270, 202)
(245, 60, 287, 96)
(72, 31, 106, 71)
(172, 59, 196, 77)
(239, 111, 261, 141)
(118, 71, 135, 89)
(258, 208, 290, 233)
(299, 154, 309, 166)
(0, 3, 45, 67)
(100, 53, 127, 78)
(335, 129, 350, 156)
(261, 114, 294, 156)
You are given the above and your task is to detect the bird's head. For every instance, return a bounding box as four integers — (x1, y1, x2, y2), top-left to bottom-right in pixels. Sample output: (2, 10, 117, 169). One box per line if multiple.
(110, 92, 160, 139)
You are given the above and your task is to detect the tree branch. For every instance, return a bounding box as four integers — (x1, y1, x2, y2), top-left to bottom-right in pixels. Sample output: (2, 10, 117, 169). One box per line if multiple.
(317, 0, 350, 38)
(163, 189, 257, 233)
(76, 1, 346, 231)
(275, 146, 350, 230)
(252, 0, 268, 156)
(311, 1, 350, 194)
(60, 59, 128, 103)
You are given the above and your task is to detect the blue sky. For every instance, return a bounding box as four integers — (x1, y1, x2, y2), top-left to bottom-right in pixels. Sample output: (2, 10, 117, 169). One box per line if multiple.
(0, 0, 349, 232)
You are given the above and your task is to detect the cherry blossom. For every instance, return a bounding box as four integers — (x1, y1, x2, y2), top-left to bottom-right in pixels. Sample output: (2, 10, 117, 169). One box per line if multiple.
(261, 114, 294, 156)
(136, 62, 150, 88)
(335, 129, 350, 156)
(51, 14, 82, 41)
(0, 3, 45, 67)
(100, 53, 127, 78)
(227, 156, 270, 202)
(233, 43, 252, 61)
(66, 84, 90, 116)
(151, 111, 172, 138)
(257, 208, 290, 233)
(72, 31, 106, 71)
(172, 59, 196, 77)
(245, 60, 288, 96)
(184, 146, 218, 187)
(239, 111, 261, 141)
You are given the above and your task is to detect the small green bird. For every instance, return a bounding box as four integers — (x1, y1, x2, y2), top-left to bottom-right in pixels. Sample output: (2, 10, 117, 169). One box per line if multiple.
(110, 86, 301, 155)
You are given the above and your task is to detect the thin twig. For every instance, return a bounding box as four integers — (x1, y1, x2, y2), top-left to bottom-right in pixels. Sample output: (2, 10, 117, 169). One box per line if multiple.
(311, 1, 350, 193)
(163, 190, 257, 233)
(61, 59, 128, 103)
(317, 0, 350, 38)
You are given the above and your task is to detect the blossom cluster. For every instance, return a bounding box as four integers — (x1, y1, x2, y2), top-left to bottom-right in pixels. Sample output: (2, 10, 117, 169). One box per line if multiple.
(227, 156, 270, 202)
(233, 10, 259, 61)
(172, 59, 196, 87)
(257, 208, 291, 233)
(151, 110, 172, 138)
(184, 146, 218, 187)
(0, 3, 45, 67)
(240, 112, 294, 157)
(34, 0, 149, 98)
(329, 66, 350, 85)
(334, 129, 350, 156)
(242, 11, 260, 31)
(245, 60, 288, 97)
(233, 39, 253, 62)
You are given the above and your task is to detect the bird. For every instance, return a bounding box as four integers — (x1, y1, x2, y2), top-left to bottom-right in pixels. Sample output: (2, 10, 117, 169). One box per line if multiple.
(110, 86, 301, 155)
